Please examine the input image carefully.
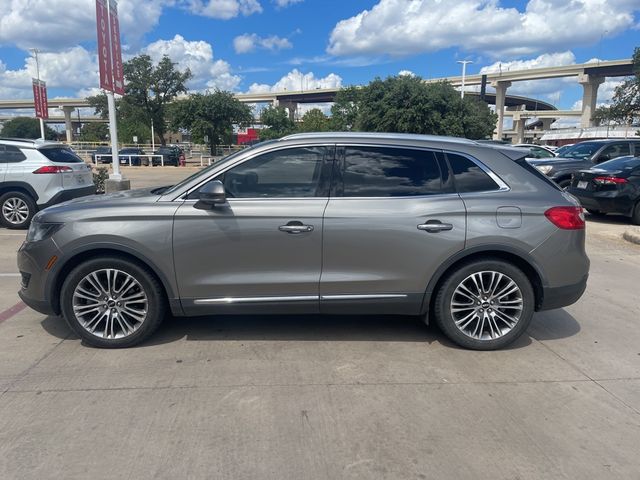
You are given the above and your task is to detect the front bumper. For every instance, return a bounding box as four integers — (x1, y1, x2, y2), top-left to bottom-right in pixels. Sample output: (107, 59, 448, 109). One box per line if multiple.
(538, 274, 588, 311)
(39, 185, 96, 210)
(17, 238, 62, 316)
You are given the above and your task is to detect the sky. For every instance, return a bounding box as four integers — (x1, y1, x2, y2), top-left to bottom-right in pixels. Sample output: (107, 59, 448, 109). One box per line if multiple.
(0, 0, 639, 118)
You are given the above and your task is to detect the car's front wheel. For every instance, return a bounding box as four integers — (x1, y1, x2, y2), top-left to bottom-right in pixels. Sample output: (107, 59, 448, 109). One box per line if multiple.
(0, 191, 36, 229)
(60, 257, 166, 348)
(433, 259, 535, 350)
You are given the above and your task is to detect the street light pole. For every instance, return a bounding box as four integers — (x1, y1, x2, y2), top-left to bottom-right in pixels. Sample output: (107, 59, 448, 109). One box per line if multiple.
(30, 48, 46, 139)
(457, 60, 473, 99)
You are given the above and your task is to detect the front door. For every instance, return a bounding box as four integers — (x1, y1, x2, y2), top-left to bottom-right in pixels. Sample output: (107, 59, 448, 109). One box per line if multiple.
(320, 145, 467, 315)
(173, 145, 333, 315)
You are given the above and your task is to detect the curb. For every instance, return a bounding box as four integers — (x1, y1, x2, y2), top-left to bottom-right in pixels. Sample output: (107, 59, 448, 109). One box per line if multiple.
(623, 228, 640, 246)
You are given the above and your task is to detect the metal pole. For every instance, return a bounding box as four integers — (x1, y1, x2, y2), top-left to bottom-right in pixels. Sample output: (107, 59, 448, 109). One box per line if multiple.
(31, 49, 46, 139)
(151, 119, 155, 152)
(457, 60, 473, 99)
(107, 90, 121, 179)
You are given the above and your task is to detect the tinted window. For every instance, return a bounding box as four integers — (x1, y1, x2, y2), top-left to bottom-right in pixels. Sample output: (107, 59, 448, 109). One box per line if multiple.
(0, 145, 27, 163)
(39, 147, 83, 163)
(447, 153, 500, 193)
(339, 147, 443, 197)
(221, 146, 326, 198)
(562, 142, 602, 159)
(598, 143, 630, 162)
(596, 156, 640, 171)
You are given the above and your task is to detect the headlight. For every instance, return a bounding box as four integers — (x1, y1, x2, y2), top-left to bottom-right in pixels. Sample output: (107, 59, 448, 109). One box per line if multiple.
(26, 222, 63, 242)
(535, 165, 553, 175)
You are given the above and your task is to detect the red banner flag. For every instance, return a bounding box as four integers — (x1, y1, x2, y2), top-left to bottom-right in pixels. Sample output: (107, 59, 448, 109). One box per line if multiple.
(96, 0, 112, 91)
(109, 0, 125, 95)
(39, 81, 49, 119)
(32, 79, 43, 119)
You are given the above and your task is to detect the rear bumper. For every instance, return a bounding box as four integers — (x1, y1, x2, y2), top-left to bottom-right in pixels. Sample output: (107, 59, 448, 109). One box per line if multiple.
(539, 274, 588, 311)
(39, 185, 96, 209)
(567, 188, 634, 215)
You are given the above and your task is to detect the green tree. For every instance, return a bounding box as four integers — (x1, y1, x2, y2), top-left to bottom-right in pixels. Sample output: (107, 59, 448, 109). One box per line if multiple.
(259, 105, 296, 140)
(123, 54, 192, 146)
(593, 47, 640, 127)
(0, 117, 57, 140)
(299, 108, 330, 132)
(330, 86, 361, 131)
(87, 93, 151, 144)
(79, 122, 109, 142)
(353, 75, 496, 139)
(170, 90, 253, 155)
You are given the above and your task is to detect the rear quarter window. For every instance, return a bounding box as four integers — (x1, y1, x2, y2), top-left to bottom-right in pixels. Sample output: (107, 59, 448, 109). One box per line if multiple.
(446, 153, 501, 193)
(39, 147, 83, 163)
(0, 145, 27, 163)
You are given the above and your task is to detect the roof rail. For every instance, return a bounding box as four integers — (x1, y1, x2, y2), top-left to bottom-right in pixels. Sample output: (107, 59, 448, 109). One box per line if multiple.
(280, 131, 479, 144)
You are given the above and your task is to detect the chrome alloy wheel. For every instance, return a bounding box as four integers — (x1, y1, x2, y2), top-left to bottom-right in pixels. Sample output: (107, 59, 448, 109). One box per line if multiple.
(2, 197, 29, 225)
(450, 271, 524, 341)
(72, 269, 148, 339)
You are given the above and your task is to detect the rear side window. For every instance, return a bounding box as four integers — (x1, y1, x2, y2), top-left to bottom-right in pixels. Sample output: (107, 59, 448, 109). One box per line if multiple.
(446, 153, 500, 193)
(338, 146, 444, 197)
(0, 145, 27, 163)
(39, 147, 83, 163)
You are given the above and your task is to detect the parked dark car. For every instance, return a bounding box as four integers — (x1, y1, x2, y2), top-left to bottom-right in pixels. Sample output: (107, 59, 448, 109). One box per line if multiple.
(92, 146, 112, 164)
(567, 155, 640, 224)
(153, 146, 182, 166)
(119, 147, 148, 166)
(529, 139, 640, 189)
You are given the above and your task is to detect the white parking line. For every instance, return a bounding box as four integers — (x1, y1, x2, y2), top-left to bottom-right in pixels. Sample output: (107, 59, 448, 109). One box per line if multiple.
(0, 273, 21, 277)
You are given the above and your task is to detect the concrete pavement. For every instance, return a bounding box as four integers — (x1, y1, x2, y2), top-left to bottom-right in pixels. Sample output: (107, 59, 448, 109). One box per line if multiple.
(0, 172, 639, 479)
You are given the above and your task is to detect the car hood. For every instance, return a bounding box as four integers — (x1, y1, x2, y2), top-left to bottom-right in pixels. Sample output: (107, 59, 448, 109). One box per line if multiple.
(36, 187, 163, 221)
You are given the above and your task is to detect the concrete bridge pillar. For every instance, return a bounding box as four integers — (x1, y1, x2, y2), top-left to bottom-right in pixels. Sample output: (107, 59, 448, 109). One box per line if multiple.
(541, 118, 554, 131)
(61, 106, 75, 143)
(578, 74, 604, 128)
(279, 101, 298, 121)
(491, 81, 511, 140)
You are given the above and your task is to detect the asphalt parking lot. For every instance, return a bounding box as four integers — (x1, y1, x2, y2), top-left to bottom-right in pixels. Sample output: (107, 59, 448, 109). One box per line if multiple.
(1, 167, 639, 479)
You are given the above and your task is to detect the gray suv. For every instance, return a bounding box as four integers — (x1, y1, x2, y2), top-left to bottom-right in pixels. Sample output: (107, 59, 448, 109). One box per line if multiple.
(18, 133, 589, 350)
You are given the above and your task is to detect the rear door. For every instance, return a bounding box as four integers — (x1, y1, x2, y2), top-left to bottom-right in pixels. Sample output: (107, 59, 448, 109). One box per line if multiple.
(320, 145, 466, 315)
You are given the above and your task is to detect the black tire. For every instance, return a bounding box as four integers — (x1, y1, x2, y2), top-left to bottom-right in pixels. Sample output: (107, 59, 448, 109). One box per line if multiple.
(0, 191, 37, 229)
(433, 258, 535, 350)
(60, 256, 166, 348)
(556, 178, 571, 190)
(632, 202, 640, 226)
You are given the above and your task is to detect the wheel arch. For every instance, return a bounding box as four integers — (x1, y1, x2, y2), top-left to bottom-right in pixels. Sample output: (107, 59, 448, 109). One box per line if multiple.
(0, 182, 39, 203)
(48, 245, 182, 316)
(420, 245, 546, 319)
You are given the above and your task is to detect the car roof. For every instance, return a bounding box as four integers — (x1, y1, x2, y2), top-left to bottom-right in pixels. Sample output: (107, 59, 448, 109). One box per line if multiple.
(0, 138, 66, 149)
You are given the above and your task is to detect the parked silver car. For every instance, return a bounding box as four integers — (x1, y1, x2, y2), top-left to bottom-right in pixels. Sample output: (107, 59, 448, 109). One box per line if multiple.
(0, 138, 95, 228)
(18, 133, 589, 350)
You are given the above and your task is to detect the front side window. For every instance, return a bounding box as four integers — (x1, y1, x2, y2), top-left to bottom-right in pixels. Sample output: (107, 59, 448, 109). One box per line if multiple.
(598, 143, 631, 163)
(447, 153, 500, 193)
(220, 146, 328, 198)
(337, 146, 444, 197)
(0, 145, 27, 163)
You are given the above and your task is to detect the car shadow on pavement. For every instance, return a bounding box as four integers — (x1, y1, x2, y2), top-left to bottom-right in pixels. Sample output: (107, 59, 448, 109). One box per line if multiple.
(39, 309, 580, 350)
(586, 213, 631, 226)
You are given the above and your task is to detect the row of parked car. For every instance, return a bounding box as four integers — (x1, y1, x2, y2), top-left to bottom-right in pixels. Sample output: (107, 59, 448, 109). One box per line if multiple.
(90, 145, 185, 166)
(512, 139, 640, 224)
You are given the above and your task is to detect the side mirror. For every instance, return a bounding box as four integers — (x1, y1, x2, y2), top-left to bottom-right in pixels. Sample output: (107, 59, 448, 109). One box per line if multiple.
(196, 180, 226, 208)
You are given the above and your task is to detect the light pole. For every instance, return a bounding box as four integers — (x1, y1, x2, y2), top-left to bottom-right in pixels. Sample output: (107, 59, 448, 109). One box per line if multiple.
(30, 48, 46, 139)
(457, 60, 473, 99)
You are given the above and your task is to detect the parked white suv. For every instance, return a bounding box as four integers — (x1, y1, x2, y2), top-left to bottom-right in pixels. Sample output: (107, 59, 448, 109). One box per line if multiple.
(0, 138, 95, 228)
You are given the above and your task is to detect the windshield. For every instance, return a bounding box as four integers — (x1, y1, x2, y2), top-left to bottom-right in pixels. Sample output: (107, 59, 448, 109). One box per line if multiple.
(39, 147, 84, 163)
(560, 142, 601, 159)
(595, 156, 640, 171)
(162, 142, 276, 196)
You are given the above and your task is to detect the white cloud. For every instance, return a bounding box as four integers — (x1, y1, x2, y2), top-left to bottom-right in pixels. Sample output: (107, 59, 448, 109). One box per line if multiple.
(328, 0, 639, 58)
(247, 69, 342, 93)
(185, 0, 262, 19)
(273, 0, 303, 7)
(144, 34, 241, 91)
(0, 0, 169, 51)
(398, 70, 415, 77)
(233, 34, 292, 54)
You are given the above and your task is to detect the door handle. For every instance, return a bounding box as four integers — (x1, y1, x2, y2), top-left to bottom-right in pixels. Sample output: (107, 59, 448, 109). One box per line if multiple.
(279, 222, 314, 234)
(417, 221, 453, 233)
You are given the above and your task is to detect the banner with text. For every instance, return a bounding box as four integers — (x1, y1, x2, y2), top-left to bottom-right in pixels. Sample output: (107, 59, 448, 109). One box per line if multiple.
(32, 79, 49, 119)
(96, 0, 113, 92)
(109, 0, 125, 95)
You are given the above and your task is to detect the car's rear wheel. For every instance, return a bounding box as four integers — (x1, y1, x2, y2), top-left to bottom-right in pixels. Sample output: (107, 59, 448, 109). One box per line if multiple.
(60, 257, 165, 348)
(632, 201, 640, 226)
(433, 259, 535, 350)
(0, 191, 36, 229)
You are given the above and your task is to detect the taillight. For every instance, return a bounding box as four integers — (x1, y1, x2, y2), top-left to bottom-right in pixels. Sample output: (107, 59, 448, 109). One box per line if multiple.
(544, 206, 585, 230)
(593, 176, 627, 185)
(33, 166, 73, 174)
